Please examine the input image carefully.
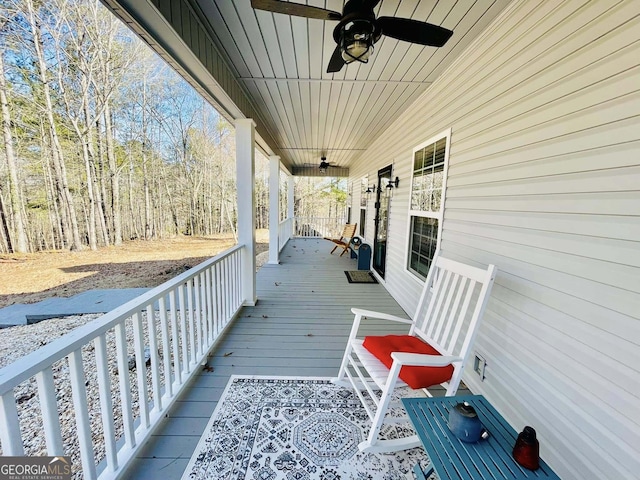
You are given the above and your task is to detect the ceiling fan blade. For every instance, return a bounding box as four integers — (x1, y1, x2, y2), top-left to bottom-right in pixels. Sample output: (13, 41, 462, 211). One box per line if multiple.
(377, 17, 453, 47)
(363, 0, 382, 10)
(327, 45, 345, 73)
(251, 0, 341, 20)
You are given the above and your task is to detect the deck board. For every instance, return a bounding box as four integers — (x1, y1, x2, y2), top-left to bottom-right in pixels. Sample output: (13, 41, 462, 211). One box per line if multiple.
(125, 238, 411, 478)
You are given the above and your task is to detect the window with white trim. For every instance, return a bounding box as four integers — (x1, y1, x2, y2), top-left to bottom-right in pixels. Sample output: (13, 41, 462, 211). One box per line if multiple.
(407, 131, 450, 280)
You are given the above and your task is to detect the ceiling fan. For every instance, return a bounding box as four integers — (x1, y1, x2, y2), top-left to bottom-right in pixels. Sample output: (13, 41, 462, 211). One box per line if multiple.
(301, 156, 335, 173)
(319, 156, 332, 172)
(250, 0, 453, 73)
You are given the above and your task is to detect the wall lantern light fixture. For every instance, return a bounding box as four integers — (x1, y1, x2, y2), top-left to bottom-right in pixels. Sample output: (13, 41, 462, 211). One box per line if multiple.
(386, 176, 400, 189)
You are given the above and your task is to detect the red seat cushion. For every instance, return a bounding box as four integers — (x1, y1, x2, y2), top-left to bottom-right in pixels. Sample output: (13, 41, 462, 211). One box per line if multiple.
(362, 335, 454, 389)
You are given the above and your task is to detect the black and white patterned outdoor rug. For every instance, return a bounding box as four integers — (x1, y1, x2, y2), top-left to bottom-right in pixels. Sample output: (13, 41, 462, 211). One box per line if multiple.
(181, 376, 429, 480)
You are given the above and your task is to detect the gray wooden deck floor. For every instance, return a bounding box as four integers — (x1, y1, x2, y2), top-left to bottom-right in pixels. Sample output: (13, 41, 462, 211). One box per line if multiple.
(125, 238, 412, 479)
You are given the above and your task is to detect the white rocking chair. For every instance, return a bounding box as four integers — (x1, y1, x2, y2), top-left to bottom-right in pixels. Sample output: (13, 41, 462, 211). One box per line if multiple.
(332, 253, 497, 453)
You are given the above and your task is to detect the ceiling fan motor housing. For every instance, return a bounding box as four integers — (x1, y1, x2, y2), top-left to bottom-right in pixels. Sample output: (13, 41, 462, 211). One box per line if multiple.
(334, 1, 381, 65)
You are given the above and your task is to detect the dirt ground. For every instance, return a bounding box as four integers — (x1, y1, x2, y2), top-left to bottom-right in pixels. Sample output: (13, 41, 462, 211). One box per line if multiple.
(0, 231, 269, 309)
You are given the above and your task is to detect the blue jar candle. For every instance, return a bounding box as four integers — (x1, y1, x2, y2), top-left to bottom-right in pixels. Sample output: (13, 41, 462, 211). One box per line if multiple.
(448, 402, 485, 443)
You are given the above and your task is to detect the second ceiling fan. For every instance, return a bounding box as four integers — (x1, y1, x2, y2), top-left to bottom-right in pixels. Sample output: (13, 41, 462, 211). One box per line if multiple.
(251, 0, 453, 73)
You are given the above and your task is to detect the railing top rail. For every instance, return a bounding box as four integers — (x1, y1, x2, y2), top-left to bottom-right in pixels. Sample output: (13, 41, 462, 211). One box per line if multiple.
(0, 244, 244, 394)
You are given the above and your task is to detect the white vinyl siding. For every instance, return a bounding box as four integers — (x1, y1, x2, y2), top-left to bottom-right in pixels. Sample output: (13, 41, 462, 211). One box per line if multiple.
(349, 1, 640, 479)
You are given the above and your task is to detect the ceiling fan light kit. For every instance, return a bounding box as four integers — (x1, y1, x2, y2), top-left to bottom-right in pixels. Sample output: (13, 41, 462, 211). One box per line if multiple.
(340, 20, 376, 64)
(343, 40, 371, 63)
(251, 0, 453, 73)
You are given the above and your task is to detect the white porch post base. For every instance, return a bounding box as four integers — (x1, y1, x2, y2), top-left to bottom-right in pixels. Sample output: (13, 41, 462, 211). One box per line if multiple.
(268, 155, 280, 265)
(235, 118, 257, 306)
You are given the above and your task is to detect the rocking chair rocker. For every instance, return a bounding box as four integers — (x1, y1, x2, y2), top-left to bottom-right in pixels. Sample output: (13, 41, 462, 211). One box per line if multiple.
(332, 252, 497, 453)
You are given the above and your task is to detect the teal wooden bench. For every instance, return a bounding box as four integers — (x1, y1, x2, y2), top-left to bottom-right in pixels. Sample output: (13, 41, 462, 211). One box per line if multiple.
(402, 395, 561, 479)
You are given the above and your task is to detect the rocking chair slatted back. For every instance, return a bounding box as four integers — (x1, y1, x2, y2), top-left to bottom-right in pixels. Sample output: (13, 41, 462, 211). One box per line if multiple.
(411, 256, 494, 364)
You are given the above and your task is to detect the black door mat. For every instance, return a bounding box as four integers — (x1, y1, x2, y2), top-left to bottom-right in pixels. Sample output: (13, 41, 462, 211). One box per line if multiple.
(344, 270, 378, 284)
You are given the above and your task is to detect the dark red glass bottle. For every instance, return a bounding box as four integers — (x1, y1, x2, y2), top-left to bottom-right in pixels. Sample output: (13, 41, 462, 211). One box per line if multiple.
(512, 426, 540, 470)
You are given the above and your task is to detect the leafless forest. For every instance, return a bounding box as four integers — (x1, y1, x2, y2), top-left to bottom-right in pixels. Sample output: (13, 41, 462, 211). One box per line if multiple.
(0, 0, 346, 255)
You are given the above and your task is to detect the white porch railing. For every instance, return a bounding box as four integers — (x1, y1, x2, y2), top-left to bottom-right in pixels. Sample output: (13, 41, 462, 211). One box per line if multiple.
(0, 245, 244, 479)
(294, 216, 345, 239)
(278, 217, 293, 251)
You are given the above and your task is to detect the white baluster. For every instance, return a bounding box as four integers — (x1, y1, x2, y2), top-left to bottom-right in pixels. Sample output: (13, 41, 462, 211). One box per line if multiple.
(178, 285, 189, 374)
(215, 263, 222, 335)
(169, 290, 181, 385)
(205, 268, 213, 343)
(187, 280, 197, 367)
(159, 296, 172, 398)
(68, 350, 97, 479)
(199, 271, 208, 348)
(132, 312, 149, 428)
(94, 334, 117, 471)
(35, 368, 64, 455)
(193, 274, 203, 358)
(115, 322, 135, 448)
(222, 257, 228, 325)
(0, 390, 24, 455)
(146, 305, 161, 413)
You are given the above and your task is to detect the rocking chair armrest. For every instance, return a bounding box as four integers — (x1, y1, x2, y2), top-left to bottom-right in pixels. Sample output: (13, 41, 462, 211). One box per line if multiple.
(351, 308, 414, 325)
(390, 352, 462, 367)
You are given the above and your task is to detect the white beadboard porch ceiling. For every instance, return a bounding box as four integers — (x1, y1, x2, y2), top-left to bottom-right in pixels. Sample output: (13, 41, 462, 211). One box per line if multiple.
(189, 0, 512, 171)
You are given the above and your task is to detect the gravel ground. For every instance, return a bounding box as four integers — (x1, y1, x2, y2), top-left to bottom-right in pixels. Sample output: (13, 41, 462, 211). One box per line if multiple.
(0, 313, 172, 479)
(255, 250, 269, 270)
(0, 251, 271, 478)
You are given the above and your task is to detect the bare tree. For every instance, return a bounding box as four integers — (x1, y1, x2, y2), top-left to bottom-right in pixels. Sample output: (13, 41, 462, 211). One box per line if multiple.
(24, 0, 82, 250)
(0, 27, 29, 252)
(50, 0, 113, 250)
(89, 3, 134, 246)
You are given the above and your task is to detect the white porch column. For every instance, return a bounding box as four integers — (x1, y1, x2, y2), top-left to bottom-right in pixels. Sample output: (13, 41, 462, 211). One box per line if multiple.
(288, 175, 295, 238)
(235, 119, 257, 306)
(268, 155, 280, 264)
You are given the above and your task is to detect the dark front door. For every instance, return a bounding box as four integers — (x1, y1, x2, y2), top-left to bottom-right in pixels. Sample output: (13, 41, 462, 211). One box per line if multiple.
(373, 166, 392, 278)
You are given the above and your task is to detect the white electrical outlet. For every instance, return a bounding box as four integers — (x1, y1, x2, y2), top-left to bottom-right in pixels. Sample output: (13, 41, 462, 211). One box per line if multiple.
(473, 353, 486, 381)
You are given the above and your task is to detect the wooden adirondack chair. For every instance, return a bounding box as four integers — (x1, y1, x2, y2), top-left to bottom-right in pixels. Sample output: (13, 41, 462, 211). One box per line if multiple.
(326, 223, 357, 256)
(332, 252, 497, 453)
